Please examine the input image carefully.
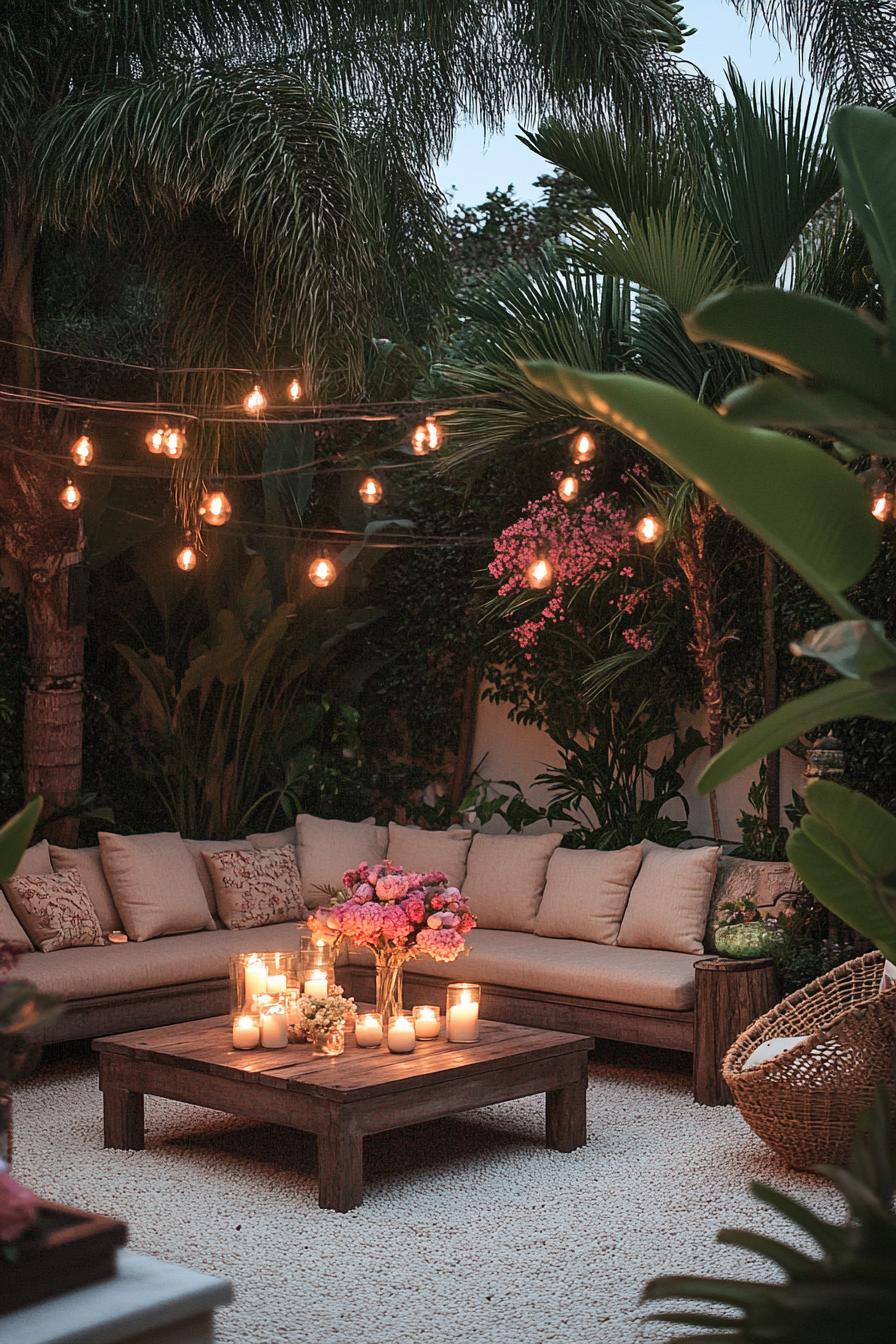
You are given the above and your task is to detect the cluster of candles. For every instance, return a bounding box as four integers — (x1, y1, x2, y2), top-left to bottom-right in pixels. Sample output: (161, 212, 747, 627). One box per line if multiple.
(355, 984, 481, 1052)
(232, 949, 336, 1051)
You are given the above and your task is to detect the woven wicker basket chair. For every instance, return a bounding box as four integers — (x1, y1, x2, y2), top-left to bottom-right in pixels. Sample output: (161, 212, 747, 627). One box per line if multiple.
(723, 950, 896, 1170)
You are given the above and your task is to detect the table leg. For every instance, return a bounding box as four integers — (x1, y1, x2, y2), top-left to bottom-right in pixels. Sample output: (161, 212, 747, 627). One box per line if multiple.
(103, 1084, 145, 1150)
(546, 1072, 587, 1153)
(317, 1121, 363, 1212)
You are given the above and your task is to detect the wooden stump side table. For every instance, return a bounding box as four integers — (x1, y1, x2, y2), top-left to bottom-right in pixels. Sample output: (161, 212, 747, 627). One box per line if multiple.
(693, 956, 779, 1105)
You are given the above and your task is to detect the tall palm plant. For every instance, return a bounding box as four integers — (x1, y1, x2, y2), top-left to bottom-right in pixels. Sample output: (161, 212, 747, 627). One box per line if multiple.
(0, 0, 690, 840)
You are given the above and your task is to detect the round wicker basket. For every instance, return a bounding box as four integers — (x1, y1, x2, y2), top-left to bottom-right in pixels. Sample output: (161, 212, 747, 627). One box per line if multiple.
(722, 950, 896, 1170)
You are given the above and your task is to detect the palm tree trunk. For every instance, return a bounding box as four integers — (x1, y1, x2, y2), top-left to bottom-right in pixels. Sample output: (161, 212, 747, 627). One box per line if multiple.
(676, 500, 725, 841)
(760, 547, 780, 828)
(0, 205, 85, 843)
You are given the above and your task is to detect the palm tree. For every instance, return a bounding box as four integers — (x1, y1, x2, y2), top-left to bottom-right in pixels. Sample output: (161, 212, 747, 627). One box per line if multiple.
(435, 72, 847, 837)
(0, 0, 692, 840)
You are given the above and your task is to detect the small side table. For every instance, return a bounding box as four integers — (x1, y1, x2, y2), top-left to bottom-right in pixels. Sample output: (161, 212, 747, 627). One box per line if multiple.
(3, 1250, 233, 1344)
(693, 956, 779, 1105)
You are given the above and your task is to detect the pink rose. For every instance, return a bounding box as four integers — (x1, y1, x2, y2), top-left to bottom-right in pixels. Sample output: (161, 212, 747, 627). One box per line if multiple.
(402, 897, 426, 924)
(439, 911, 460, 929)
(0, 1168, 39, 1243)
(458, 913, 476, 934)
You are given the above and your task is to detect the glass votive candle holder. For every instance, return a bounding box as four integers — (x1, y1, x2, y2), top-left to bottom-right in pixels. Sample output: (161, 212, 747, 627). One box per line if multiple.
(259, 1002, 289, 1049)
(355, 1012, 383, 1048)
(386, 1012, 416, 1054)
(446, 983, 481, 1043)
(412, 1004, 441, 1040)
(301, 937, 336, 998)
(232, 1012, 260, 1050)
(230, 950, 300, 1017)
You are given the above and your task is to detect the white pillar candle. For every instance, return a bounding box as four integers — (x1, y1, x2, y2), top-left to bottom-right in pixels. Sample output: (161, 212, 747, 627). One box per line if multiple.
(414, 1006, 440, 1040)
(260, 1005, 289, 1049)
(304, 971, 329, 998)
(232, 1015, 260, 1050)
(387, 1015, 416, 1054)
(447, 991, 479, 1043)
(355, 1013, 383, 1048)
(244, 956, 268, 1003)
(266, 972, 287, 996)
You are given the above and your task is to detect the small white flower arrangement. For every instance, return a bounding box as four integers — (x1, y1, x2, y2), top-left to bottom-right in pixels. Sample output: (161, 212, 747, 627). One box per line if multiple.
(295, 985, 356, 1037)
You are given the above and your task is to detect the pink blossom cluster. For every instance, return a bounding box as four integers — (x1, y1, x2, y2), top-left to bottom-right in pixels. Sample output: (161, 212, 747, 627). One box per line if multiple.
(308, 861, 476, 963)
(488, 482, 633, 651)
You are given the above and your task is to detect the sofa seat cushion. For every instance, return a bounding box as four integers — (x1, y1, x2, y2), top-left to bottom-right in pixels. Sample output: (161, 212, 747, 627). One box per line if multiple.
(15, 923, 304, 1002)
(347, 929, 699, 1011)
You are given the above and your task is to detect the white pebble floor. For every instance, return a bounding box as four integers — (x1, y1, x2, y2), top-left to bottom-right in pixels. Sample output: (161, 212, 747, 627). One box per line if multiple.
(14, 1048, 843, 1343)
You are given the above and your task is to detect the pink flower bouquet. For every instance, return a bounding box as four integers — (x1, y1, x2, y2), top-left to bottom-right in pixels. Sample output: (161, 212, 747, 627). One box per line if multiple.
(307, 862, 476, 1020)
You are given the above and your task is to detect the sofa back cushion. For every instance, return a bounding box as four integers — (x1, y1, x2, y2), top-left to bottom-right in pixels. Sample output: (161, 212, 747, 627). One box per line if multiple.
(617, 840, 721, 955)
(99, 832, 216, 941)
(203, 844, 307, 931)
(247, 826, 296, 854)
(386, 822, 473, 889)
(0, 840, 54, 949)
(5, 869, 105, 952)
(534, 845, 643, 944)
(705, 855, 799, 952)
(49, 845, 120, 934)
(295, 814, 387, 908)
(183, 838, 253, 919)
(462, 832, 562, 933)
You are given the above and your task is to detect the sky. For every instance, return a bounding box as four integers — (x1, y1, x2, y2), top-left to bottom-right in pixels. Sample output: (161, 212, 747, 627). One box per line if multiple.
(436, 0, 805, 204)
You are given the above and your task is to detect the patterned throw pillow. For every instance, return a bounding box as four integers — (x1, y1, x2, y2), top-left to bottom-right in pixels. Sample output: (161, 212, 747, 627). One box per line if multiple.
(202, 845, 308, 931)
(5, 870, 105, 953)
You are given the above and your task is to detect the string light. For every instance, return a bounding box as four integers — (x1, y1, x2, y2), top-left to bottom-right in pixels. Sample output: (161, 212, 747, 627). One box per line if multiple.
(557, 474, 579, 503)
(526, 556, 553, 590)
(70, 427, 94, 467)
(199, 485, 232, 526)
(871, 493, 890, 521)
(243, 383, 267, 416)
(162, 426, 186, 459)
(286, 376, 303, 402)
(145, 425, 166, 454)
(635, 513, 664, 544)
(308, 551, 337, 588)
(570, 431, 596, 463)
(411, 416, 442, 454)
(358, 474, 383, 506)
(59, 477, 81, 510)
(176, 539, 198, 571)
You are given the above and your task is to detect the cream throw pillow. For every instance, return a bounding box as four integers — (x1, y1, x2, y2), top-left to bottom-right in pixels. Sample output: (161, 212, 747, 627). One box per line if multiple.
(617, 840, 721, 955)
(386, 822, 473, 889)
(0, 839, 54, 949)
(534, 845, 643, 944)
(295, 814, 387, 908)
(183, 838, 252, 918)
(247, 826, 295, 851)
(99, 832, 215, 941)
(203, 845, 307, 930)
(462, 831, 562, 933)
(5, 870, 104, 952)
(49, 845, 120, 934)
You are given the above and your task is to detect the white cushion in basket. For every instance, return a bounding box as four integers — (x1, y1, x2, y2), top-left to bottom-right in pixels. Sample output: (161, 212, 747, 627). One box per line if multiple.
(743, 1036, 810, 1070)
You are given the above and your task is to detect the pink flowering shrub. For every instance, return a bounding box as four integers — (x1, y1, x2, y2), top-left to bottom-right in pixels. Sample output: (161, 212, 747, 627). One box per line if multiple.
(308, 862, 476, 965)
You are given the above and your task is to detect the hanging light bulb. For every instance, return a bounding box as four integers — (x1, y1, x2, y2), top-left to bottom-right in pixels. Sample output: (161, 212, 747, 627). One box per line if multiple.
(871, 491, 892, 522)
(59, 477, 81, 511)
(358, 474, 383, 506)
(557, 473, 579, 503)
(70, 429, 94, 467)
(635, 513, 664, 544)
(526, 556, 553, 590)
(145, 424, 166, 454)
(308, 551, 337, 588)
(570, 431, 596, 463)
(163, 426, 186, 459)
(411, 415, 442, 455)
(176, 539, 198, 572)
(198, 485, 232, 526)
(243, 383, 267, 416)
(286, 376, 303, 402)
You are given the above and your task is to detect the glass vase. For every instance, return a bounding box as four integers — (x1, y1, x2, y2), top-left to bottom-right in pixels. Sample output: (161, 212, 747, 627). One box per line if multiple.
(375, 951, 406, 1023)
(310, 1025, 345, 1057)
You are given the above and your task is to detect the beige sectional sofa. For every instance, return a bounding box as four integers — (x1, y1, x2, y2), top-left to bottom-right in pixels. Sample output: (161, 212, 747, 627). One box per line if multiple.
(0, 815, 797, 1086)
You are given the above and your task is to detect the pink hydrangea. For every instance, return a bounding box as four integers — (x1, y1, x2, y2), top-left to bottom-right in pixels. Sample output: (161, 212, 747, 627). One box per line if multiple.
(380, 904, 413, 943)
(0, 1169, 38, 1243)
(415, 927, 465, 962)
(375, 874, 411, 902)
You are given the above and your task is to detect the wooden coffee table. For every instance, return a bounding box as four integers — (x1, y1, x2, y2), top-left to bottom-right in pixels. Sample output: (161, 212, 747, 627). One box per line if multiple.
(94, 1015, 593, 1211)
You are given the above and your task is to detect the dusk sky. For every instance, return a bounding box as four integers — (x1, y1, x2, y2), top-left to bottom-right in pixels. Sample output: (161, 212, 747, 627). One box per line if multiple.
(437, 0, 805, 204)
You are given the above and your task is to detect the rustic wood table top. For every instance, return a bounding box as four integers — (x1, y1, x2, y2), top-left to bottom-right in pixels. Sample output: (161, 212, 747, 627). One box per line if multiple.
(94, 1014, 594, 1211)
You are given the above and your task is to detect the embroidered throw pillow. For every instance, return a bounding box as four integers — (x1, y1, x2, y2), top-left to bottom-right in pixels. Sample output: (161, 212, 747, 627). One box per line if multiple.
(5, 870, 105, 953)
(202, 845, 308, 930)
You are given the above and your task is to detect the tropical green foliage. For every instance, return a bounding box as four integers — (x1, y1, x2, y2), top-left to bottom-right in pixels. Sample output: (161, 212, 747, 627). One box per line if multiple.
(0, 799, 40, 885)
(644, 1089, 896, 1340)
(0, 800, 62, 1057)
